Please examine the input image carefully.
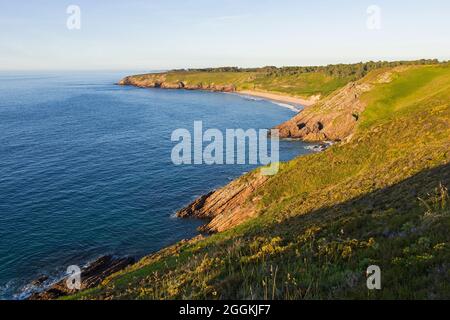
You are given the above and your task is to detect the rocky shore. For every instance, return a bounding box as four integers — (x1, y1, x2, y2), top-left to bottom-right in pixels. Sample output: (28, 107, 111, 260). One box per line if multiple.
(177, 172, 270, 233)
(27, 255, 135, 300)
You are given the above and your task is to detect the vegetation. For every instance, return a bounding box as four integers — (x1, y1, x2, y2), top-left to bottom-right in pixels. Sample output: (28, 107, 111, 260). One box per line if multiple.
(161, 60, 441, 97)
(175, 59, 440, 78)
(70, 64, 450, 300)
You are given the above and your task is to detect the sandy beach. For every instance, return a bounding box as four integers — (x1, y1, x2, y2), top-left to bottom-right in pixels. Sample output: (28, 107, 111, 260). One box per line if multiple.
(238, 90, 320, 108)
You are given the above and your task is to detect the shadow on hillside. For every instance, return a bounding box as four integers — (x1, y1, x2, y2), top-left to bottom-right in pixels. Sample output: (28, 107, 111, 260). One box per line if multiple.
(270, 162, 450, 234)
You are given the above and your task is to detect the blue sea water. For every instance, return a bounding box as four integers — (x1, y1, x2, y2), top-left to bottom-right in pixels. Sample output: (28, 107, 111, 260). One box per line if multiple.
(0, 71, 313, 299)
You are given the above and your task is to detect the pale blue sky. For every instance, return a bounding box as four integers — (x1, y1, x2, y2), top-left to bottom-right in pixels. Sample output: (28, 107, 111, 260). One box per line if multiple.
(1, 0, 449, 70)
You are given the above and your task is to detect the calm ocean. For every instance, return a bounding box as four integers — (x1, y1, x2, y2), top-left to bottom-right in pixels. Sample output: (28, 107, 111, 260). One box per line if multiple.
(0, 71, 313, 299)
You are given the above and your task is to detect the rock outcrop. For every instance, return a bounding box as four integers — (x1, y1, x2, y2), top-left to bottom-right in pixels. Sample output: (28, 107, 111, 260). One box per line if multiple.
(275, 81, 372, 142)
(275, 67, 404, 142)
(177, 173, 269, 233)
(28, 255, 135, 300)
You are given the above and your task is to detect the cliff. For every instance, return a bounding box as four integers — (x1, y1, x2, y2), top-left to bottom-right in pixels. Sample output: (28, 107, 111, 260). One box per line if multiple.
(177, 172, 269, 233)
(119, 74, 237, 92)
(275, 81, 369, 141)
(274, 67, 401, 141)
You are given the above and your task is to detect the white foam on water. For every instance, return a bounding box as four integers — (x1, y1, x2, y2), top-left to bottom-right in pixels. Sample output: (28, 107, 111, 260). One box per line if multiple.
(270, 101, 301, 112)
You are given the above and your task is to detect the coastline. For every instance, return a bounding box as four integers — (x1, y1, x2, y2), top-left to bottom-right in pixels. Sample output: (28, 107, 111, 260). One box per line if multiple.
(25, 77, 331, 300)
(23, 81, 319, 300)
(117, 77, 320, 111)
(9, 62, 449, 299)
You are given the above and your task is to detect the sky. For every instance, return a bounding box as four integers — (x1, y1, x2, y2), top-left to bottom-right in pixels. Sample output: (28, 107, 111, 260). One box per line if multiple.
(0, 0, 449, 71)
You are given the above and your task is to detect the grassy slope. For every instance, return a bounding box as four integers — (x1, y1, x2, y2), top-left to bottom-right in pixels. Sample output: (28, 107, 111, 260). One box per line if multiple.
(249, 72, 351, 97)
(72, 65, 450, 300)
(133, 70, 352, 98)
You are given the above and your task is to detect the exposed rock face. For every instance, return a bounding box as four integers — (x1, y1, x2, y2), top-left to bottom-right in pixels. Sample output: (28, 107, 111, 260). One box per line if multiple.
(119, 75, 236, 93)
(177, 173, 269, 233)
(28, 255, 135, 300)
(275, 81, 373, 142)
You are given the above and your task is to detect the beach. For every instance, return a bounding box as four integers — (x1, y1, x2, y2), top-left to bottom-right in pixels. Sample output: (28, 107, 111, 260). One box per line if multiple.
(237, 90, 320, 108)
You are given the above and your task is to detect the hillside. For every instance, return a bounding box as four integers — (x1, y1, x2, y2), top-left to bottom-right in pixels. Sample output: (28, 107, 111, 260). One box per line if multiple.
(68, 63, 450, 300)
(118, 60, 439, 104)
(275, 67, 402, 141)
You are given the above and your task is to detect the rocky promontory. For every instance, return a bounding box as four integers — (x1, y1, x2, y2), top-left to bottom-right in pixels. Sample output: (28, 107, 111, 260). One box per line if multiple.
(275, 81, 371, 142)
(119, 74, 236, 92)
(177, 172, 269, 233)
(275, 68, 399, 141)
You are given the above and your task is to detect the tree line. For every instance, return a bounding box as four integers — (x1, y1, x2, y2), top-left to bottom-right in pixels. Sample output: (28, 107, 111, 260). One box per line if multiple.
(170, 59, 443, 79)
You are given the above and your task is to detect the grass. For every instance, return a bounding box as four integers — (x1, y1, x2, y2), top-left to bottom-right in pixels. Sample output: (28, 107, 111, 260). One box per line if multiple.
(165, 71, 256, 88)
(70, 64, 450, 300)
(360, 65, 450, 129)
(249, 72, 352, 97)
(129, 70, 353, 99)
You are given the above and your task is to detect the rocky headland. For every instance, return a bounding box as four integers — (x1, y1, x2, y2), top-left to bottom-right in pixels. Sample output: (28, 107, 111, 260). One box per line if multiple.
(177, 172, 270, 233)
(275, 81, 371, 141)
(118, 74, 237, 92)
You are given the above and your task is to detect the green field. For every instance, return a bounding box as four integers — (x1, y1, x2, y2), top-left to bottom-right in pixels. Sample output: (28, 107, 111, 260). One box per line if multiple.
(70, 64, 450, 300)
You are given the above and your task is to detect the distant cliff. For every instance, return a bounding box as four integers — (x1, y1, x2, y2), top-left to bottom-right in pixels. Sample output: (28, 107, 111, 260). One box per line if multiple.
(119, 74, 237, 92)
